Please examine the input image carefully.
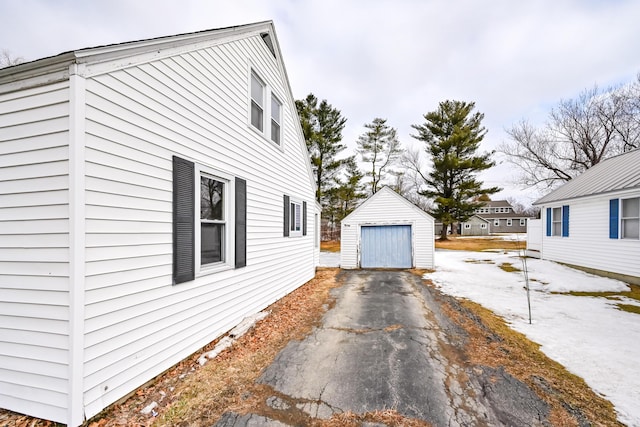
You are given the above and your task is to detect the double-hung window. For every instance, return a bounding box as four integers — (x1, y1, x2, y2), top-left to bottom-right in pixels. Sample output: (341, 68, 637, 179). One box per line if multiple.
(621, 197, 640, 239)
(546, 205, 569, 237)
(200, 175, 226, 265)
(283, 194, 307, 238)
(494, 219, 500, 227)
(506, 219, 512, 226)
(290, 200, 302, 236)
(271, 94, 282, 145)
(250, 69, 283, 146)
(250, 72, 265, 131)
(173, 156, 247, 285)
(552, 207, 562, 236)
(520, 219, 526, 226)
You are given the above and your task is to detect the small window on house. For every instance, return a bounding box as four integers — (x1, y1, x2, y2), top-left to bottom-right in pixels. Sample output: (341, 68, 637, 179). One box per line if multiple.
(290, 201, 301, 234)
(494, 208, 500, 213)
(464, 223, 471, 229)
(283, 195, 306, 238)
(622, 197, 640, 239)
(494, 219, 500, 226)
(250, 72, 265, 131)
(481, 224, 487, 229)
(200, 175, 226, 265)
(552, 207, 562, 236)
(506, 219, 512, 226)
(271, 94, 282, 145)
(520, 218, 526, 226)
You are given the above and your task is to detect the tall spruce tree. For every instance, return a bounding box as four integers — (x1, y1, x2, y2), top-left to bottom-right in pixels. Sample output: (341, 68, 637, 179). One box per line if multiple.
(356, 118, 403, 195)
(296, 94, 348, 203)
(411, 100, 500, 240)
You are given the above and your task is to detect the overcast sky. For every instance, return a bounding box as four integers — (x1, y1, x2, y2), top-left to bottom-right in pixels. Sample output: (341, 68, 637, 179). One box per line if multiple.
(2, 0, 640, 203)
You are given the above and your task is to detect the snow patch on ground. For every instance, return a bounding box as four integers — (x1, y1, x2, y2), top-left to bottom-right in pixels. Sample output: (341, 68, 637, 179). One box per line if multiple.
(319, 251, 340, 267)
(425, 250, 639, 426)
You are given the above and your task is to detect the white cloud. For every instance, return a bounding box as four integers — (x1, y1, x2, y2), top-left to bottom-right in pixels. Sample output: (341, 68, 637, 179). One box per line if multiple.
(2, 0, 639, 202)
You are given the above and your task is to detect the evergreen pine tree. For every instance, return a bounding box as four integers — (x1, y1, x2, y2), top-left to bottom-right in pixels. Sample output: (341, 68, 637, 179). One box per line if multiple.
(411, 100, 500, 240)
(356, 118, 403, 195)
(295, 94, 348, 204)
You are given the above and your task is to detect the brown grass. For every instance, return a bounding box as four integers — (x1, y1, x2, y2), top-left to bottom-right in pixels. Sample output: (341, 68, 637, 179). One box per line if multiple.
(554, 284, 640, 315)
(434, 291, 623, 426)
(435, 237, 525, 251)
(320, 240, 341, 252)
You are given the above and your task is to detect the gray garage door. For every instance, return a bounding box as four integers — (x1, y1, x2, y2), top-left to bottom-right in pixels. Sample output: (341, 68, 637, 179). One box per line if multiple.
(360, 225, 412, 268)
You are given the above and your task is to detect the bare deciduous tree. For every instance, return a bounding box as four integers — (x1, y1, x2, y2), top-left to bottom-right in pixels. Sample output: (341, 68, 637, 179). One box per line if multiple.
(501, 77, 640, 191)
(0, 49, 24, 68)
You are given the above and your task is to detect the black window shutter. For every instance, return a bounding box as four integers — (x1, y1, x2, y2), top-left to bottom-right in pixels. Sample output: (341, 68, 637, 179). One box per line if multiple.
(173, 156, 195, 284)
(283, 195, 290, 237)
(302, 201, 307, 236)
(235, 177, 247, 268)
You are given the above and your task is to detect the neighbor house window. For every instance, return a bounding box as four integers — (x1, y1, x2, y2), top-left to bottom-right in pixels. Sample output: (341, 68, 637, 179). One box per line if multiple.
(520, 219, 526, 226)
(547, 206, 569, 237)
(250, 72, 265, 131)
(552, 207, 562, 236)
(481, 224, 487, 229)
(464, 223, 471, 229)
(200, 175, 226, 265)
(271, 94, 282, 145)
(506, 219, 512, 226)
(621, 197, 640, 239)
(494, 219, 500, 226)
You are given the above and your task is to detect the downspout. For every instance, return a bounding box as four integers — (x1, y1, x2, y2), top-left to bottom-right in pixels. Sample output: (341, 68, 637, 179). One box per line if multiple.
(68, 63, 87, 426)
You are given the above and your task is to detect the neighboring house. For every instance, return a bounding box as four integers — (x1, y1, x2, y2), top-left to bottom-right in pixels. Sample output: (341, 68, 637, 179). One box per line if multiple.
(532, 148, 640, 285)
(341, 187, 434, 269)
(461, 200, 531, 235)
(461, 215, 491, 236)
(0, 21, 319, 426)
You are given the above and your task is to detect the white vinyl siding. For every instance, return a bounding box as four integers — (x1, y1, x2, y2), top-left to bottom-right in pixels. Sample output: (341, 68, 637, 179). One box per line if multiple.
(341, 188, 434, 269)
(542, 193, 640, 279)
(80, 33, 314, 419)
(0, 81, 71, 423)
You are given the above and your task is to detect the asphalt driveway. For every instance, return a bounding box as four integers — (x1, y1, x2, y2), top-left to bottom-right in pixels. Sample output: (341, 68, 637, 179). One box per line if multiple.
(215, 270, 551, 426)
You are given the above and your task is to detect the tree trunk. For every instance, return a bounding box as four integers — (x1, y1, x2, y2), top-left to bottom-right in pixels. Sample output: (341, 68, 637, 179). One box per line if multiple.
(439, 223, 449, 241)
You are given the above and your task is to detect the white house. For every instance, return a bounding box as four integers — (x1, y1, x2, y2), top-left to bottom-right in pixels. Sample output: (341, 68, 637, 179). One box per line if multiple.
(532, 148, 640, 284)
(341, 187, 434, 269)
(0, 21, 320, 426)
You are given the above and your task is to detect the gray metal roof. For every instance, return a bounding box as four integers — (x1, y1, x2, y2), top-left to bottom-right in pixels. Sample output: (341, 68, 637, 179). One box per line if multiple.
(534, 148, 640, 205)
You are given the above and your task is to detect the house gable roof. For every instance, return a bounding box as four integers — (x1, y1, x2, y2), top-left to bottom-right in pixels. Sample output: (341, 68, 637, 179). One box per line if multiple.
(0, 21, 318, 196)
(342, 186, 434, 222)
(534, 148, 640, 205)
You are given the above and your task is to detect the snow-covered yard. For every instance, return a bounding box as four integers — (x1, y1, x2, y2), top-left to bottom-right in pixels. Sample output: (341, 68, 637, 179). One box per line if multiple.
(426, 249, 640, 427)
(319, 248, 640, 426)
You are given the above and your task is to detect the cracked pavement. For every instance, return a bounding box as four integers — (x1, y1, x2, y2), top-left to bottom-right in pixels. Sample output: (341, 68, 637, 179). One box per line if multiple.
(214, 270, 551, 426)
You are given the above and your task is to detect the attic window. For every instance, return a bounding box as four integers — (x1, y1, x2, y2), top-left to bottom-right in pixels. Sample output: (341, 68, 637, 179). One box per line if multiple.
(261, 32, 276, 58)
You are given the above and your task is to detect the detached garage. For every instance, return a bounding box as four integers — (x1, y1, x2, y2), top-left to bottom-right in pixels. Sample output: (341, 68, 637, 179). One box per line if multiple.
(341, 187, 434, 269)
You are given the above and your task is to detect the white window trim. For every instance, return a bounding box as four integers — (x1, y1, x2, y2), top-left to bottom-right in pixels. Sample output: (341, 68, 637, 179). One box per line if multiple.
(195, 164, 235, 274)
(506, 219, 512, 226)
(249, 67, 285, 150)
(621, 197, 640, 240)
(480, 224, 487, 229)
(494, 219, 500, 226)
(552, 207, 562, 236)
(270, 93, 282, 145)
(464, 223, 471, 229)
(520, 219, 526, 226)
(289, 198, 303, 237)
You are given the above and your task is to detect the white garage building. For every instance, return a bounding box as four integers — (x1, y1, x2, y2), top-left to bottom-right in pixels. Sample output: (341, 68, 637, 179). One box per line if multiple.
(340, 187, 434, 269)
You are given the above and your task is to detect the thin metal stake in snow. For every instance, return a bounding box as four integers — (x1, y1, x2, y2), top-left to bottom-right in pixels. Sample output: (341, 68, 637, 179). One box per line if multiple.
(516, 234, 532, 324)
